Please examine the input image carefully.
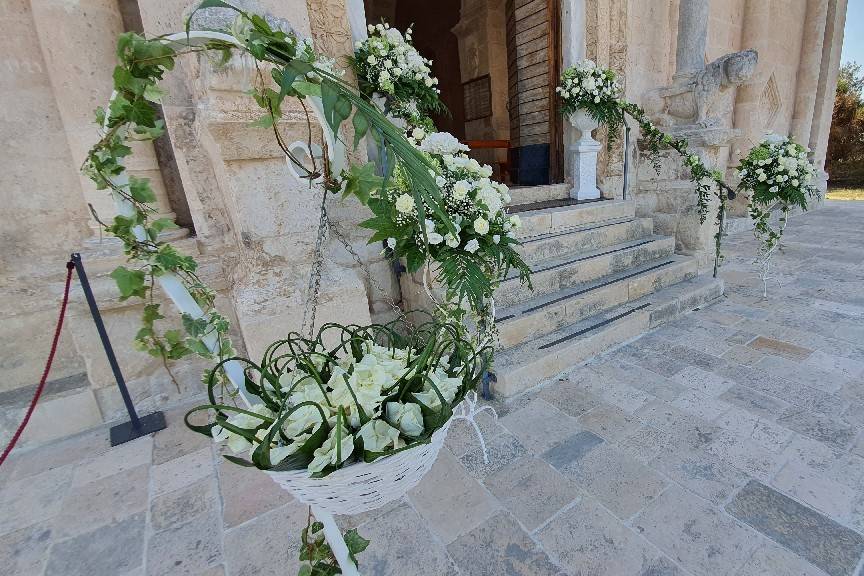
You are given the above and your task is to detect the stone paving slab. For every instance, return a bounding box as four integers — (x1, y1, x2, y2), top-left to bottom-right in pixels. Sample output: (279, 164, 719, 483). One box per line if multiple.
(727, 480, 864, 576)
(1, 202, 864, 575)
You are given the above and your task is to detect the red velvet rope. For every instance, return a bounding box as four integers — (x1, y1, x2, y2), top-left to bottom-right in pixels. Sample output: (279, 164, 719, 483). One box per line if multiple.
(0, 261, 75, 468)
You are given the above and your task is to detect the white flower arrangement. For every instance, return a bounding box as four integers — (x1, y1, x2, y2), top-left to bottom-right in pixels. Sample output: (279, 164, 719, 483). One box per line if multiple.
(737, 136, 819, 294)
(358, 131, 531, 314)
(187, 321, 487, 477)
(352, 22, 444, 130)
(556, 60, 625, 138)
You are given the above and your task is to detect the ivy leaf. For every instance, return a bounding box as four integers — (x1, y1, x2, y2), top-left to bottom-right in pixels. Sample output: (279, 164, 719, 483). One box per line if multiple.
(344, 529, 370, 557)
(110, 266, 147, 300)
(149, 217, 177, 236)
(342, 162, 381, 204)
(128, 99, 156, 127)
(143, 84, 166, 103)
(128, 176, 156, 204)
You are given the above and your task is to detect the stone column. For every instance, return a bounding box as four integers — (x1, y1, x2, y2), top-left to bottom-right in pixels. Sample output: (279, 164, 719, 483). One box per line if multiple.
(790, 0, 829, 145)
(674, 0, 709, 77)
(562, 0, 587, 183)
(30, 0, 176, 233)
(731, 0, 772, 155)
(810, 0, 848, 179)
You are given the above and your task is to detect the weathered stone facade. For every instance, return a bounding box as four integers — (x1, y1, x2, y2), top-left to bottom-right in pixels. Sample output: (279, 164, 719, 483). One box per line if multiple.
(0, 0, 847, 446)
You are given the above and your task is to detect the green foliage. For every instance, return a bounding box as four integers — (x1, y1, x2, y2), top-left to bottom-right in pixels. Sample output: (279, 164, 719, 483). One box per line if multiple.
(737, 137, 818, 259)
(827, 62, 864, 184)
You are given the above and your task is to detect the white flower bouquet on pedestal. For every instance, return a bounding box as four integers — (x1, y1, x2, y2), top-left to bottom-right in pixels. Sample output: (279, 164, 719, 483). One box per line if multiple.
(557, 59, 624, 139)
(737, 135, 819, 295)
(351, 22, 443, 131)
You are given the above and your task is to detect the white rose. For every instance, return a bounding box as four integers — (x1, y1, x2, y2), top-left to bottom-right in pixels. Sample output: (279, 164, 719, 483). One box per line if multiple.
(792, 179, 799, 186)
(358, 420, 404, 453)
(367, 55, 377, 65)
(425, 77, 434, 87)
(392, 67, 403, 76)
(395, 193, 415, 213)
(385, 402, 424, 437)
(464, 238, 480, 253)
(452, 180, 471, 200)
(757, 173, 767, 182)
(445, 233, 460, 248)
(473, 217, 489, 235)
(412, 127, 426, 141)
(508, 214, 522, 229)
(307, 425, 355, 474)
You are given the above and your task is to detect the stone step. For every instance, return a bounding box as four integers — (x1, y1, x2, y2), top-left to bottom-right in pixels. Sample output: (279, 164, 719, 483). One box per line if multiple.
(496, 255, 698, 348)
(492, 274, 725, 397)
(508, 183, 570, 206)
(517, 217, 654, 265)
(496, 235, 676, 307)
(513, 199, 636, 239)
(79, 229, 198, 275)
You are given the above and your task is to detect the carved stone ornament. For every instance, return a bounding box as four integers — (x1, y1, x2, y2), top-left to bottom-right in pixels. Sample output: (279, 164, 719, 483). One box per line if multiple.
(644, 49, 758, 130)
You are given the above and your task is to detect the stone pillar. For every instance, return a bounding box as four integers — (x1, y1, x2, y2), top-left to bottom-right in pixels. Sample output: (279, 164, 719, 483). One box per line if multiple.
(674, 0, 709, 77)
(790, 0, 829, 146)
(30, 0, 176, 233)
(810, 0, 848, 179)
(731, 0, 772, 155)
(0, 0, 97, 445)
(561, 0, 587, 182)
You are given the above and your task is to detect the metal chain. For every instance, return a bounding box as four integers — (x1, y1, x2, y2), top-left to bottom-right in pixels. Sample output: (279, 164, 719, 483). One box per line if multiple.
(301, 188, 329, 339)
(301, 188, 410, 335)
(328, 218, 412, 328)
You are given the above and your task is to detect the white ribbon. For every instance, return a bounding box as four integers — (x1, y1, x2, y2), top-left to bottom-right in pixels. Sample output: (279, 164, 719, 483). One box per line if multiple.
(451, 391, 497, 464)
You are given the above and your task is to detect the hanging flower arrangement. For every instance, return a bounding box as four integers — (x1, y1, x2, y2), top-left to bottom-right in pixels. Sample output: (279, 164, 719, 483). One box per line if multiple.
(351, 22, 444, 131)
(185, 320, 488, 476)
(358, 131, 532, 317)
(737, 136, 819, 294)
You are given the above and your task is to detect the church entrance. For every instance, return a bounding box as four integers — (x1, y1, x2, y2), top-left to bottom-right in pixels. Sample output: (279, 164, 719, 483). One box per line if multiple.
(362, 0, 564, 186)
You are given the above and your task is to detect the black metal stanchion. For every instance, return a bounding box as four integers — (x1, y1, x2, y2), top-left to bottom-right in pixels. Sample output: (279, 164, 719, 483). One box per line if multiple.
(70, 253, 166, 446)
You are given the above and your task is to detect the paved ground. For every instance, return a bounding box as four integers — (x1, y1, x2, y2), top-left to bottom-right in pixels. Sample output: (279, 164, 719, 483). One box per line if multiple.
(2, 200, 864, 576)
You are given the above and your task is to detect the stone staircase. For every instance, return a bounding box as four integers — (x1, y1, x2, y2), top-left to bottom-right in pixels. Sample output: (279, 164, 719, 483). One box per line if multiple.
(492, 184, 724, 396)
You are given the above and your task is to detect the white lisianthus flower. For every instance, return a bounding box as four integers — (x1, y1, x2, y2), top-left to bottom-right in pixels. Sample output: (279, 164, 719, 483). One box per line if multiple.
(367, 54, 377, 65)
(479, 164, 494, 178)
(508, 214, 522, 229)
(424, 77, 434, 87)
(385, 402, 424, 437)
(493, 234, 500, 244)
(452, 180, 471, 200)
(464, 238, 480, 253)
(445, 233, 460, 248)
(395, 193, 415, 213)
(473, 217, 490, 235)
(308, 425, 355, 474)
(412, 127, 426, 141)
(792, 179, 799, 186)
(757, 173, 767, 182)
(386, 237, 396, 249)
(358, 419, 404, 453)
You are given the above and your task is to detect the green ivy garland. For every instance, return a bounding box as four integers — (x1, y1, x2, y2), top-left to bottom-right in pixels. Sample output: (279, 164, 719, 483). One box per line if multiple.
(82, 2, 465, 391)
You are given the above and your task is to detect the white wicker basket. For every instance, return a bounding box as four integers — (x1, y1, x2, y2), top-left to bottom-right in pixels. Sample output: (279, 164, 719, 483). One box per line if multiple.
(265, 418, 452, 516)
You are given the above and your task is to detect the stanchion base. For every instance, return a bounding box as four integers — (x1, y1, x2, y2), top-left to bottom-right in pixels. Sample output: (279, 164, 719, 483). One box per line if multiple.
(110, 411, 167, 446)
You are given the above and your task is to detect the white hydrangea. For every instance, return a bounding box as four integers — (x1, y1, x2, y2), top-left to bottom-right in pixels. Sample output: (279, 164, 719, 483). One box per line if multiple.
(419, 132, 469, 155)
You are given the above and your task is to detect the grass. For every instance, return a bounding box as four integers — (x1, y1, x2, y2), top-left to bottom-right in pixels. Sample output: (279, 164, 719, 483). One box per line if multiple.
(826, 186, 864, 200)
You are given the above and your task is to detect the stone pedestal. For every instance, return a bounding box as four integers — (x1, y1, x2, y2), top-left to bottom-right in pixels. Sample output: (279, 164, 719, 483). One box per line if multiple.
(568, 111, 602, 200)
(569, 140, 602, 200)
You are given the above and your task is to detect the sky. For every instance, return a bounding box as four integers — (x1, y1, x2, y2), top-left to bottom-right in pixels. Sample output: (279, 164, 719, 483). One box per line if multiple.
(842, 0, 863, 65)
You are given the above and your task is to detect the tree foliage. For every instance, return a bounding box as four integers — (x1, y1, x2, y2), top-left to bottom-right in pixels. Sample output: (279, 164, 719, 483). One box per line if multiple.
(827, 62, 864, 184)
